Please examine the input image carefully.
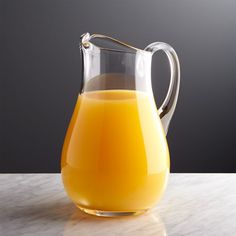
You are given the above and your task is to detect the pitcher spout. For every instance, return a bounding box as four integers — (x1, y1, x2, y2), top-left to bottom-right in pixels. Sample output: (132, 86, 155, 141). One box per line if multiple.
(80, 32, 91, 49)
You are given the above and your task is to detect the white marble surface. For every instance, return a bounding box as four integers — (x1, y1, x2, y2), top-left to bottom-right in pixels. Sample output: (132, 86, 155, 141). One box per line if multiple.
(0, 174, 235, 236)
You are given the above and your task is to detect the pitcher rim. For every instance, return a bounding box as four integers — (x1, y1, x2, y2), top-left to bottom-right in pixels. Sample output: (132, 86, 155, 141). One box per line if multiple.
(80, 32, 151, 55)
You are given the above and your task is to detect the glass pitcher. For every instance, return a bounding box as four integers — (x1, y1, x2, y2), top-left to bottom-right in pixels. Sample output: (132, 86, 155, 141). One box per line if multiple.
(61, 33, 180, 217)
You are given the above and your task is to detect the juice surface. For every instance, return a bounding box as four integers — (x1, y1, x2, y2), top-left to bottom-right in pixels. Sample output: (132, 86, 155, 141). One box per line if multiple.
(61, 90, 169, 211)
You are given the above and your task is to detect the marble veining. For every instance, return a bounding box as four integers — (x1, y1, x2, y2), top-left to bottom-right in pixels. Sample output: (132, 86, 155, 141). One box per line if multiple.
(0, 174, 235, 236)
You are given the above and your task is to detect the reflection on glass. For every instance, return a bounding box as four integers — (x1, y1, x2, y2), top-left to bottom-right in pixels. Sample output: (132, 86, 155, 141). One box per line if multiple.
(63, 209, 167, 236)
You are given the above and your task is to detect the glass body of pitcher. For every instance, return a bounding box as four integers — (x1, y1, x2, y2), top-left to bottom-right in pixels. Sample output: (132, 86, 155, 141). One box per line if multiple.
(61, 33, 180, 217)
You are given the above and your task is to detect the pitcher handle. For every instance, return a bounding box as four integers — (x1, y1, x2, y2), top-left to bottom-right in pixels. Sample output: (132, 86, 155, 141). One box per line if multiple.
(144, 42, 180, 135)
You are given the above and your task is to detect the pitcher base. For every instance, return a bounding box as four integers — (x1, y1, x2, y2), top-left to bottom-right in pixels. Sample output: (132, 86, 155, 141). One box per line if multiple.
(77, 205, 149, 217)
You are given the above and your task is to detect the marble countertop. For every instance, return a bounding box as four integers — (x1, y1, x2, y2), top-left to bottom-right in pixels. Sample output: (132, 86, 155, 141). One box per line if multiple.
(0, 174, 235, 236)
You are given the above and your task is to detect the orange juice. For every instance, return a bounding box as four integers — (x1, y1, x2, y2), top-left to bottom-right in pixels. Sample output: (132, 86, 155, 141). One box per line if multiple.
(61, 90, 169, 213)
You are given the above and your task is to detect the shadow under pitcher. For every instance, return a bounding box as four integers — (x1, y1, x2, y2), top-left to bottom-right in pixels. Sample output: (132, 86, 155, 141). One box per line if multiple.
(61, 33, 180, 217)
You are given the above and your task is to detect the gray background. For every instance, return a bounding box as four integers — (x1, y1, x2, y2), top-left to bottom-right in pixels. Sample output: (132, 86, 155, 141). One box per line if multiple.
(1, 0, 235, 173)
